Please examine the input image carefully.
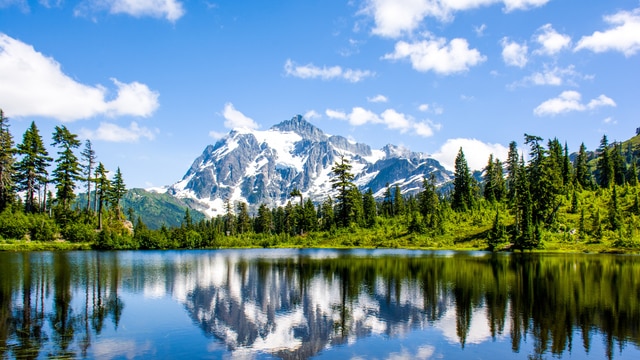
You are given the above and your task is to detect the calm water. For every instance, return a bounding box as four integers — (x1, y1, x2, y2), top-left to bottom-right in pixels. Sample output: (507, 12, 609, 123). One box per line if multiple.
(0, 249, 638, 359)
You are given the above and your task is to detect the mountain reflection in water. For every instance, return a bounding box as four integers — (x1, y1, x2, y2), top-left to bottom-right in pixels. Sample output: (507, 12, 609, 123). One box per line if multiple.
(0, 249, 638, 359)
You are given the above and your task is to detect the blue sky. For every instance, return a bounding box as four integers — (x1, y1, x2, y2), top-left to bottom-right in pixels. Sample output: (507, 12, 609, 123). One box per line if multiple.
(1, 0, 639, 189)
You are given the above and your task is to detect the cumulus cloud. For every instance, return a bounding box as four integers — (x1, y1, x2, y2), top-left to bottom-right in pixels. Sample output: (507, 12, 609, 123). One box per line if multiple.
(303, 109, 321, 120)
(284, 59, 374, 82)
(367, 94, 388, 103)
(0, 33, 159, 122)
(360, 0, 550, 38)
(432, 138, 509, 171)
(533, 91, 616, 116)
(383, 34, 486, 75)
(79, 121, 156, 142)
(222, 103, 259, 130)
(534, 24, 571, 55)
(325, 107, 439, 137)
(75, 0, 185, 22)
(510, 64, 590, 87)
(500, 37, 528, 67)
(575, 7, 640, 56)
(418, 103, 444, 114)
(209, 130, 226, 140)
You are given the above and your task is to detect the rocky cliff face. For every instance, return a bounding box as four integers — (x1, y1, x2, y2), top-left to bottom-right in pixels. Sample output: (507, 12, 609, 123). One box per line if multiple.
(168, 115, 451, 217)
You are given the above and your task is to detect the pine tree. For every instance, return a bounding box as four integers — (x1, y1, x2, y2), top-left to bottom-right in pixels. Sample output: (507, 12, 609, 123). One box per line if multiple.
(627, 159, 638, 186)
(609, 186, 622, 231)
(331, 155, 356, 227)
(51, 125, 82, 210)
(94, 162, 110, 230)
(611, 142, 627, 186)
(506, 141, 519, 203)
(236, 202, 251, 234)
(302, 198, 317, 232)
(363, 188, 377, 228)
(109, 167, 126, 219)
(483, 154, 496, 202)
(393, 185, 405, 217)
(562, 142, 572, 187)
(224, 199, 235, 235)
(14, 122, 52, 213)
(596, 135, 613, 188)
(381, 183, 393, 217)
(255, 203, 273, 234)
(80, 139, 97, 212)
(0, 109, 16, 211)
(574, 143, 591, 189)
(419, 174, 440, 229)
(320, 196, 334, 231)
(452, 148, 473, 211)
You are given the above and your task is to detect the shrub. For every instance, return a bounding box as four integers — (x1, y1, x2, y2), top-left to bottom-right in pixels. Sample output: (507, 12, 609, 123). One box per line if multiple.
(0, 209, 29, 240)
(29, 214, 59, 241)
(61, 222, 97, 243)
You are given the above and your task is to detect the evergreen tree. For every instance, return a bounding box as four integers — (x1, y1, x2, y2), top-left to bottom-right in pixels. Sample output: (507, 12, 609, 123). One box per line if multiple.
(487, 210, 506, 250)
(14, 122, 52, 213)
(381, 183, 393, 217)
(302, 198, 317, 233)
(183, 208, 193, 230)
(608, 186, 622, 231)
(236, 202, 251, 234)
(506, 141, 519, 203)
(611, 142, 627, 186)
(94, 162, 110, 230)
(419, 174, 440, 229)
(290, 188, 303, 206)
(224, 199, 235, 235)
(320, 196, 334, 231)
(596, 135, 613, 188)
(483, 154, 496, 202)
(0, 109, 16, 211)
(80, 139, 97, 212)
(574, 143, 591, 189)
(331, 155, 356, 227)
(255, 203, 273, 234)
(51, 125, 82, 209)
(109, 167, 126, 219)
(349, 187, 364, 227)
(362, 188, 377, 228)
(562, 142, 572, 186)
(393, 185, 405, 217)
(627, 159, 638, 186)
(451, 147, 474, 211)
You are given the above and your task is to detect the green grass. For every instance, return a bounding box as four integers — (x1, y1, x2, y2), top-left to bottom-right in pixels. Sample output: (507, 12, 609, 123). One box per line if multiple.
(0, 240, 92, 251)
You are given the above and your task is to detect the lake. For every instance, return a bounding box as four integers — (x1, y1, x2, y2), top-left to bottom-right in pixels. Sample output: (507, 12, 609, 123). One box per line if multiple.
(0, 249, 638, 359)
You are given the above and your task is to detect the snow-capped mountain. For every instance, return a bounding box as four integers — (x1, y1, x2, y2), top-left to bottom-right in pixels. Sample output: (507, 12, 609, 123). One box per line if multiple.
(167, 115, 451, 217)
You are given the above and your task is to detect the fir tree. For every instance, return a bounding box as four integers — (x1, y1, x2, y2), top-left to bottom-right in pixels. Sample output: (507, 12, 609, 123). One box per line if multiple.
(393, 185, 405, 217)
(109, 167, 127, 219)
(611, 142, 627, 186)
(562, 142, 572, 186)
(51, 125, 82, 210)
(506, 141, 519, 203)
(452, 147, 474, 211)
(14, 122, 52, 213)
(94, 162, 110, 230)
(363, 188, 377, 228)
(331, 155, 356, 227)
(80, 139, 97, 212)
(236, 202, 251, 234)
(574, 143, 591, 189)
(609, 186, 622, 231)
(627, 159, 638, 186)
(596, 135, 613, 188)
(320, 196, 334, 231)
(0, 109, 16, 211)
(224, 198, 235, 235)
(419, 174, 440, 229)
(255, 203, 273, 234)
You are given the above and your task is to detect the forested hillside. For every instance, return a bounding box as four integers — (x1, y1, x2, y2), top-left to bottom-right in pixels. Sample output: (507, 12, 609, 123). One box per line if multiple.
(1, 108, 639, 252)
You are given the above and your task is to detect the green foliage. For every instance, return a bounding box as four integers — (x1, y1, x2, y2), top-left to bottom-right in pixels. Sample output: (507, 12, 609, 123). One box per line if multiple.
(61, 222, 97, 243)
(0, 208, 29, 239)
(29, 213, 58, 241)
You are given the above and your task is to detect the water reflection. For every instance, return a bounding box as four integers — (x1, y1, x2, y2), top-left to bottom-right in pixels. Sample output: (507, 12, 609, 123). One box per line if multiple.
(0, 250, 638, 359)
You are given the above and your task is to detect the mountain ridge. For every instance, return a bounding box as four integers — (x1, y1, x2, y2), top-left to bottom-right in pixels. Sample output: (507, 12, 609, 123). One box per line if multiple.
(161, 115, 452, 217)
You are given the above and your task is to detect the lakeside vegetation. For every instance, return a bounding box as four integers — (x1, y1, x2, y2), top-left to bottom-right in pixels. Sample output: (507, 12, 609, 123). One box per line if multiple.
(1, 108, 639, 252)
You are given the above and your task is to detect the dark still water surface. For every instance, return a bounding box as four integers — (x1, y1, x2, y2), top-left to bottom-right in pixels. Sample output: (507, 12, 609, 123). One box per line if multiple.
(0, 249, 638, 359)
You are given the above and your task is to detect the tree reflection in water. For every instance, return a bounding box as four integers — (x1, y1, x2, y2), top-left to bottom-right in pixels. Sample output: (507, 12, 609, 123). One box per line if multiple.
(0, 250, 638, 359)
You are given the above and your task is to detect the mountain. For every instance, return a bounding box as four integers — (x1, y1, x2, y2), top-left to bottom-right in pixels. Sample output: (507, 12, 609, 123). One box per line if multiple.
(163, 115, 452, 217)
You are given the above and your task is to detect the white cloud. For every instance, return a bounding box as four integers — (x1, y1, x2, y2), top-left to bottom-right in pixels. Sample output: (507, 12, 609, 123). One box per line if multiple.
(510, 64, 590, 87)
(500, 37, 528, 67)
(533, 91, 616, 116)
(603, 117, 616, 124)
(75, 0, 185, 22)
(79, 121, 156, 142)
(474, 24, 487, 36)
(534, 24, 571, 55)
(367, 94, 388, 103)
(284, 59, 374, 82)
(0, 33, 159, 122)
(360, 0, 550, 38)
(303, 110, 321, 120)
(326, 106, 439, 137)
(432, 138, 509, 171)
(383, 34, 486, 75)
(575, 7, 640, 56)
(418, 103, 444, 114)
(222, 103, 259, 130)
